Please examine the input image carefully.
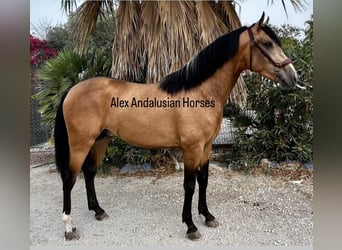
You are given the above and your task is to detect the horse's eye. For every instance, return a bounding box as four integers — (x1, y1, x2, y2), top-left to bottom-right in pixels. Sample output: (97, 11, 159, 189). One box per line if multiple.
(263, 41, 273, 48)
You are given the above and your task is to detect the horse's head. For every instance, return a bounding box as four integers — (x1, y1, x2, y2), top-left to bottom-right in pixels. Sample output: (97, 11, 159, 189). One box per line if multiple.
(245, 12, 298, 89)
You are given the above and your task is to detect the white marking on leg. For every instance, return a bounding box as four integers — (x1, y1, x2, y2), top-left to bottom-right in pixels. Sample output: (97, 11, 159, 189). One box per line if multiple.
(62, 212, 74, 233)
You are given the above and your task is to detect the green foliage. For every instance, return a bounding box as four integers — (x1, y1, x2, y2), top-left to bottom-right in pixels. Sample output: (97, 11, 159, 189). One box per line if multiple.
(34, 47, 112, 128)
(34, 49, 84, 127)
(45, 11, 115, 55)
(85, 13, 115, 54)
(105, 137, 151, 166)
(103, 137, 171, 168)
(46, 25, 70, 51)
(226, 19, 313, 168)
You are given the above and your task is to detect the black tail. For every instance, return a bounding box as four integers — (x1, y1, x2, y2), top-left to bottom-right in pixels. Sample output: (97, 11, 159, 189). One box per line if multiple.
(54, 92, 69, 174)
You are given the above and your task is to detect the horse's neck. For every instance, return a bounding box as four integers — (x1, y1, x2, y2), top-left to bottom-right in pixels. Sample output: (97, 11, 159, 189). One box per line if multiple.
(200, 60, 243, 107)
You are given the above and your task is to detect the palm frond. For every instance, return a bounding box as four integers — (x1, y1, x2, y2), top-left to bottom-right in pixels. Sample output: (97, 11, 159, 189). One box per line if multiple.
(61, 0, 77, 13)
(139, 1, 167, 82)
(195, 1, 228, 45)
(72, 1, 114, 53)
(34, 49, 85, 127)
(111, 1, 143, 82)
(35, 46, 112, 127)
(218, 1, 242, 29)
(287, 0, 308, 12)
(73, 1, 102, 53)
(155, 1, 198, 76)
(268, 0, 308, 17)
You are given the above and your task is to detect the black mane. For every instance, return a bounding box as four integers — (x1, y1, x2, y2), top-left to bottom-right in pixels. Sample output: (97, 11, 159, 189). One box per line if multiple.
(159, 26, 248, 94)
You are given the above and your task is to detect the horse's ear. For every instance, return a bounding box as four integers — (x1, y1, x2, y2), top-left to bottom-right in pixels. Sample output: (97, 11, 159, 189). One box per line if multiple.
(265, 16, 270, 25)
(256, 12, 265, 30)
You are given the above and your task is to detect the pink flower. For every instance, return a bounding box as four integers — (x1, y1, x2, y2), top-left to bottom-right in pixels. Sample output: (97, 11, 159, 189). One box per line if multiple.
(30, 35, 58, 65)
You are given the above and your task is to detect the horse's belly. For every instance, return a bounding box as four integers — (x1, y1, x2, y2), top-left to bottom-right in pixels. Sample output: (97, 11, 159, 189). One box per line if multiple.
(107, 110, 180, 148)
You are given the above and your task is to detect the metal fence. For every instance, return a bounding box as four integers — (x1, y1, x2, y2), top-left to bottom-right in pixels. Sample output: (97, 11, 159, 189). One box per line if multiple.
(213, 118, 236, 145)
(30, 68, 51, 146)
(30, 67, 54, 166)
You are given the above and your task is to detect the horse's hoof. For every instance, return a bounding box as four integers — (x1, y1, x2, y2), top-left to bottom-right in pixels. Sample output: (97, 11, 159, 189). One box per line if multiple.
(95, 212, 109, 221)
(64, 227, 79, 240)
(205, 219, 219, 228)
(187, 230, 201, 240)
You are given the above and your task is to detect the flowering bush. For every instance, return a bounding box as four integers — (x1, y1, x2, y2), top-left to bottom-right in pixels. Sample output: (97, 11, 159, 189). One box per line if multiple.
(30, 35, 57, 65)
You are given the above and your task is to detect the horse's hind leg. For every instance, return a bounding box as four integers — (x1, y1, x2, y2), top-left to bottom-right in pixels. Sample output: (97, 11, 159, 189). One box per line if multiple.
(61, 168, 78, 240)
(61, 149, 90, 240)
(82, 131, 110, 220)
(62, 138, 97, 240)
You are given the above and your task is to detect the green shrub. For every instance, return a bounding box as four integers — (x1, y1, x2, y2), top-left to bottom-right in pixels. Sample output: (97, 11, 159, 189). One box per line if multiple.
(103, 137, 171, 168)
(226, 76, 313, 168)
(34, 48, 112, 127)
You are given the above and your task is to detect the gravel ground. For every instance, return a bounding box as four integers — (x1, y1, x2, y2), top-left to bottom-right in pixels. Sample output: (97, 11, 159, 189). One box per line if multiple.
(30, 163, 313, 247)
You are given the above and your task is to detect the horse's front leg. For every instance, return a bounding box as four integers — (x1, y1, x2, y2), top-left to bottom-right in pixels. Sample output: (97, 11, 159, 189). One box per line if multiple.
(197, 160, 219, 228)
(182, 166, 200, 240)
(182, 148, 204, 240)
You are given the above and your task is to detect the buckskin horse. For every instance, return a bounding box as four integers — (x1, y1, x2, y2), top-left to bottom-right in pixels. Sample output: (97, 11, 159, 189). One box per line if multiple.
(54, 13, 297, 240)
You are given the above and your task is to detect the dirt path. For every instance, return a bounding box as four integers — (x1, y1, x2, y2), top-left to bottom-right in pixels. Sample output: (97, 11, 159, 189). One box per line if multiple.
(30, 164, 312, 247)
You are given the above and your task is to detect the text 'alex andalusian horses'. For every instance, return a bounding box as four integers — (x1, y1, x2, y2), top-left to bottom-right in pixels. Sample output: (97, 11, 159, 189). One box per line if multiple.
(54, 13, 297, 241)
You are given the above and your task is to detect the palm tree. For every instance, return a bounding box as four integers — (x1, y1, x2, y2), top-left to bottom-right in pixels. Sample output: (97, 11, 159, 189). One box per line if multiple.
(61, 0, 307, 107)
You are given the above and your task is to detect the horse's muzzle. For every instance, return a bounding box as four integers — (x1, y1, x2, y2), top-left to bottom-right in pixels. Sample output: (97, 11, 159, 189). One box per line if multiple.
(276, 63, 298, 89)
